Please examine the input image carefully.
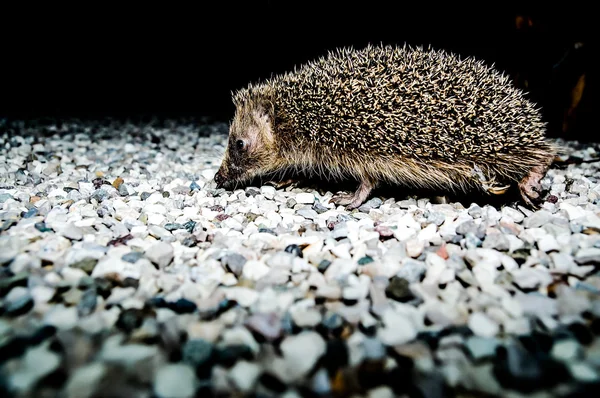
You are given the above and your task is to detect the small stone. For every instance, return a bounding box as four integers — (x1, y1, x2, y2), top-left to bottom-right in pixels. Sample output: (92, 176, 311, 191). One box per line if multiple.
(164, 223, 184, 231)
(375, 225, 394, 238)
(363, 337, 386, 360)
(222, 253, 247, 276)
(70, 258, 98, 274)
(4, 288, 34, 317)
(574, 247, 600, 264)
(395, 260, 427, 283)
(0, 193, 13, 203)
(22, 208, 38, 218)
(154, 364, 197, 398)
(359, 197, 383, 212)
(224, 287, 258, 307)
(184, 221, 196, 233)
(116, 308, 145, 333)
(482, 233, 509, 251)
(91, 189, 108, 202)
(358, 256, 374, 265)
(523, 210, 552, 228)
(77, 288, 97, 317)
(279, 331, 326, 381)
(170, 298, 197, 314)
(296, 208, 318, 219)
(291, 307, 322, 328)
(551, 339, 582, 362)
(260, 185, 276, 199)
(118, 184, 129, 196)
(468, 204, 483, 218)
(183, 338, 214, 368)
(34, 222, 52, 232)
(65, 363, 107, 398)
(501, 206, 525, 223)
(122, 251, 144, 264)
(321, 312, 344, 334)
(385, 276, 414, 302)
(284, 244, 303, 258)
(465, 336, 498, 361)
(559, 202, 586, 220)
(312, 201, 329, 214)
(317, 260, 331, 273)
(58, 223, 84, 240)
(295, 192, 315, 204)
(406, 238, 425, 258)
(569, 363, 599, 383)
(537, 235, 560, 253)
(377, 308, 417, 345)
(468, 312, 499, 338)
(244, 313, 282, 341)
(511, 268, 552, 290)
(145, 242, 174, 268)
(229, 360, 261, 393)
(242, 260, 270, 281)
(311, 368, 331, 395)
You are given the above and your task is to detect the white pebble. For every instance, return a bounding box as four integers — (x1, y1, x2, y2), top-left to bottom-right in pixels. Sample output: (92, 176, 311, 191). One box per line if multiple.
(145, 242, 174, 268)
(295, 192, 315, 204)
(468, 312, 499, 338)
(279, 332, 326, 381)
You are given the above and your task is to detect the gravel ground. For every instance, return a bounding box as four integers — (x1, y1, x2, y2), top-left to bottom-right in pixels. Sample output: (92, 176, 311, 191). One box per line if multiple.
(1, 118, 600, 398)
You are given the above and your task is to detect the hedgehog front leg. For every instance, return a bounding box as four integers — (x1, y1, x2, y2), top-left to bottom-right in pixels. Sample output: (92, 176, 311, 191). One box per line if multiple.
(329, 179, 375, 210)
(265, 178, 297, 190)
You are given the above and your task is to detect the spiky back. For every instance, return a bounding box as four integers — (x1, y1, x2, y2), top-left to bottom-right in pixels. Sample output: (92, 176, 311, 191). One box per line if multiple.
(254, 44, 550, 166)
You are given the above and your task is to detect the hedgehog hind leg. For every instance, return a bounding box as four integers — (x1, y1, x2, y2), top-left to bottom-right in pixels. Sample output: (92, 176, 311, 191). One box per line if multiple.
(329, 178, 375, 210)
(518, 164, 550, 209)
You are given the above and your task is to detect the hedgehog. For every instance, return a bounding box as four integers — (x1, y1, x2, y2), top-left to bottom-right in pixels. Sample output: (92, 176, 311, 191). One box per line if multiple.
(213, 44, 557, 209)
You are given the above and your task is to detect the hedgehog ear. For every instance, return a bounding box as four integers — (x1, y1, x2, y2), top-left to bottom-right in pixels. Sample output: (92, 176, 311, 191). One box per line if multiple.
(252, 102, 275, 143)
(255, 101, 274, 121)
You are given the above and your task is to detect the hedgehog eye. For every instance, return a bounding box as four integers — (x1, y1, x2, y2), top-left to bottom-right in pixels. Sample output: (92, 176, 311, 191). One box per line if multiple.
(235, 139, 246, 151)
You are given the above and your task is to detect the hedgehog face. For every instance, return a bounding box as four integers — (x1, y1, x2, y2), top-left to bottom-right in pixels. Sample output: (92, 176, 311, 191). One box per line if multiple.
(214, 105, 278, 189)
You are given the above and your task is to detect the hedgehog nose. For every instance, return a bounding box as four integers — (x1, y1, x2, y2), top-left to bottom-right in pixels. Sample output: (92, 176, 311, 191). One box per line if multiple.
(214, 169, 226, 188)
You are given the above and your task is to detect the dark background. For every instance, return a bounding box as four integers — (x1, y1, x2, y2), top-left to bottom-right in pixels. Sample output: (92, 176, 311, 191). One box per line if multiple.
(0, 2, 595, 140)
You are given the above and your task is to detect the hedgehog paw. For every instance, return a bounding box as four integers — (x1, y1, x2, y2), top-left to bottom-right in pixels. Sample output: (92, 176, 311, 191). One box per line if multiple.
(265, 178, 297, 190)
(329, 179, 374, 210)
(518, 165, 548, 209)
(329, 192, 355, 206)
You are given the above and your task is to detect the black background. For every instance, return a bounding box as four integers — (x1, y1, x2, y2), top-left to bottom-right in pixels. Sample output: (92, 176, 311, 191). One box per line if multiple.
(0, 2, 595, 140)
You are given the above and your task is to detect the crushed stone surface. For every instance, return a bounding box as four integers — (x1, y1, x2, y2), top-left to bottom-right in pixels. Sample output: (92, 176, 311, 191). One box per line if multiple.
(1, 118, 600, 397)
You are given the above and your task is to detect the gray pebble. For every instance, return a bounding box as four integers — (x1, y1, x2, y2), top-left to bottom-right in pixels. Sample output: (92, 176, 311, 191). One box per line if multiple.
(482, 233, 509, 251)
(91, 189, 108, 202)
(523, 210, 553, 228)
(296, 208, 319, 220)
(222, 252, 247, 276)
(122, 251, 144, 264)
(358, 197, 383, 212)
(395, 260, 427, 283)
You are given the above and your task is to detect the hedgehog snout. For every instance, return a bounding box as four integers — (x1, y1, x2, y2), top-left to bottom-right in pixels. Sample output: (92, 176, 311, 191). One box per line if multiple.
(214, 168, 226, 188)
